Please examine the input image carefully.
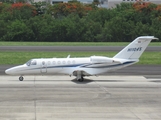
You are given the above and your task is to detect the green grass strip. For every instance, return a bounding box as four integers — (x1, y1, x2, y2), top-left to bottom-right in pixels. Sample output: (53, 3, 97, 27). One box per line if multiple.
(0, 51, 160, 65)
(0, 42, 160, 46)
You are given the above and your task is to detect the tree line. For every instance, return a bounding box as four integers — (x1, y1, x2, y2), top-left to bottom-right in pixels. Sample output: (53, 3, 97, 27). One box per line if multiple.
(0, 1, 161, 42)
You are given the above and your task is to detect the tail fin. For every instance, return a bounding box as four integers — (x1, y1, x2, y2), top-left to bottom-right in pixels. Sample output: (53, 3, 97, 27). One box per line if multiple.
(113, 36, 158, 59)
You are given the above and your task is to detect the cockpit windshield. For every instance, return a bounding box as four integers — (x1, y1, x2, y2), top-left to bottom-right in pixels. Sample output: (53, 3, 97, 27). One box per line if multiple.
(26, 59, 37, 66)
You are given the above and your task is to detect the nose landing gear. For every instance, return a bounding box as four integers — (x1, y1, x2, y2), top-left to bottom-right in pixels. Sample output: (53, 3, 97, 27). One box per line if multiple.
(19, 76, 24, 81)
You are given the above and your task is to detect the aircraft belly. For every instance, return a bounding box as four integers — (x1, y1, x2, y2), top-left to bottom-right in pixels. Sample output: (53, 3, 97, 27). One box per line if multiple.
(87, 68, 111, 75)
(58, 67, 76, 75)
(17, 69, 40, 75)
(47, 67, 63, 74)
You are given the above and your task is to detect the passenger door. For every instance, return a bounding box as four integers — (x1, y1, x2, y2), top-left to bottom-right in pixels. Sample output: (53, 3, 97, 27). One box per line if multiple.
(41, 61, 47, 73)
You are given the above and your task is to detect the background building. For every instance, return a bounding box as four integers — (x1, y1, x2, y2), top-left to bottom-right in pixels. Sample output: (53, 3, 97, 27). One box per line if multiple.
(32, 0, 108, 8)
(32, 0, 161, 8)
(108, 0, 161, 8)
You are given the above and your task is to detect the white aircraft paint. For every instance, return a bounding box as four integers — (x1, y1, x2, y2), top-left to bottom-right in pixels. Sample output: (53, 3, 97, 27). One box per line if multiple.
(5, 36, 158, 82)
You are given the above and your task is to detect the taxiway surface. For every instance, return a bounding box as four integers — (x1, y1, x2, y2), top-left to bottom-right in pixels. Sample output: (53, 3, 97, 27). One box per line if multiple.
(0, 75, 160, 120)
(1, 44, 160, 119)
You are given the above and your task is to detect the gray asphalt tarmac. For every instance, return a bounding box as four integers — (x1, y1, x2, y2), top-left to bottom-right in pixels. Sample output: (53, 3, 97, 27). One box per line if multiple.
(0, 75, 161, 120)
(1, 46, 161, 51)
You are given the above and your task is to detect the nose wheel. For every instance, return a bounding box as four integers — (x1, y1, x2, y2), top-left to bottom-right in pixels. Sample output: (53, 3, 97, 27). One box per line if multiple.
(19, 76, 24, 81)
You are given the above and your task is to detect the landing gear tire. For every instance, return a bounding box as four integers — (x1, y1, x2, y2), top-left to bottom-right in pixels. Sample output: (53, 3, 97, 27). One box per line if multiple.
(19, 76, 24, 81)
(78, 79, 83, 82)
(78, 77, 84, 82)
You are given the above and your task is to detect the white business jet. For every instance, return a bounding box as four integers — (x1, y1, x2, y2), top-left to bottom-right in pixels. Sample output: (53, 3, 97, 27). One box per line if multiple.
(5, 36, 158, 82)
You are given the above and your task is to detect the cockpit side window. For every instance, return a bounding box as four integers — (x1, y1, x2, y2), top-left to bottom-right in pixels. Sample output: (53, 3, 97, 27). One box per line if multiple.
(26, 60, 37, 66)
(26, 60, 32, 66)
(31, 60, 37, 65)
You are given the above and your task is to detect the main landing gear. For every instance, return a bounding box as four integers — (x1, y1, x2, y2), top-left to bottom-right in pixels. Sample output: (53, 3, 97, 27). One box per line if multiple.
(77, 76, 84, 82)
(76, 71, 84, 82)
(19, 76, 24, 81)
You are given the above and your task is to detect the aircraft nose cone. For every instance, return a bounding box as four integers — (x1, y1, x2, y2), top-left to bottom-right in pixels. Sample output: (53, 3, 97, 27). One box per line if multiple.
(5, 69, 12, 75)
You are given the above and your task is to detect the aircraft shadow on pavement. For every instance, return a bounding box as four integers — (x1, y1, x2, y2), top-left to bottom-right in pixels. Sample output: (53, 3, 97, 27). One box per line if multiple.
(150, 80, 161, 83)
(71, 78, 125, 84)
(94, 80, 125, 82)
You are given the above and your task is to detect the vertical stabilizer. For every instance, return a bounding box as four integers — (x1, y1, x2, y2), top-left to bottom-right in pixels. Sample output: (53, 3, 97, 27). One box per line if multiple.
(113, 36, 158, 59)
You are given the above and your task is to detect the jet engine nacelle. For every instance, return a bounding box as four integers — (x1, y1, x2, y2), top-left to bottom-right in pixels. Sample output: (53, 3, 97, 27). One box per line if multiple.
(90, 56, 114, 63)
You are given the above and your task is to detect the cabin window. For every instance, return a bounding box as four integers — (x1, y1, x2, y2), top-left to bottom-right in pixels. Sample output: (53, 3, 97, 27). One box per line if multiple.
(42, 61, 45, 65)
(53, 61, 56, 65)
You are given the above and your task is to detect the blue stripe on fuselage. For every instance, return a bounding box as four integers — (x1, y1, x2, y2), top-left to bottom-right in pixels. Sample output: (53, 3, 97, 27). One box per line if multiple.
(20, 61, 135, 72)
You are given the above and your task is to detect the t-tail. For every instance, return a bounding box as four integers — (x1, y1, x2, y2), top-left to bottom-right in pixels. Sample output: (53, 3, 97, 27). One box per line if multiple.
(113, 36, 158, 60)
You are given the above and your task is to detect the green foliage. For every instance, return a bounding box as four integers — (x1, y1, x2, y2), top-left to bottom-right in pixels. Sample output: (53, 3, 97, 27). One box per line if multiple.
(151, 17, 161, 38)
(26, 15, 53, 41)
(3, 20, 34, 41)
(102, 17, 135, 42)
(47, 2, 93, 18)
(0, 20, 7, 38)
(0, 2, 161, 42)
(32, 1, 47, 15)
(115, 2, 134, 12)
(87, 8, 115, 27)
